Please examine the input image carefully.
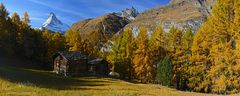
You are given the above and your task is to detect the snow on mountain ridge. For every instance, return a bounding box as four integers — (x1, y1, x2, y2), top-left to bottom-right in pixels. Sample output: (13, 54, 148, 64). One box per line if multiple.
(115, 7, 140, 21)
(40, 12, 70, 33)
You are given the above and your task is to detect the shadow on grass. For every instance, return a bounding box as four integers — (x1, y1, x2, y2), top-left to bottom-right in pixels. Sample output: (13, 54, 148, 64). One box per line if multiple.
(0, 51, 113, 90)
(0, 66, 111, 90)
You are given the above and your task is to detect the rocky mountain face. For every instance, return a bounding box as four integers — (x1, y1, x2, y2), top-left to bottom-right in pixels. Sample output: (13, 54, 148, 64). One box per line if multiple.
(71, 13, 130, 35)
(114, 7, 140, 21)
(70, 7, 139, 42)
(124, 0, 215, 33)
(40, 12, 70, 33)
(70, 13, 130, 43)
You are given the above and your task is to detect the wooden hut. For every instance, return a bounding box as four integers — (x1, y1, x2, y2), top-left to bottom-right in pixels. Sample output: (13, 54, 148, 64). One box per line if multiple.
(88, 58, 109, 76)
(52, 51, 88, 76)
(52, 51, 108, 77)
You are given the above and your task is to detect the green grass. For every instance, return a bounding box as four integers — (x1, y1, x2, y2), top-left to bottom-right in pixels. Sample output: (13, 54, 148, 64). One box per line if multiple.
(0, 55, 236, 96)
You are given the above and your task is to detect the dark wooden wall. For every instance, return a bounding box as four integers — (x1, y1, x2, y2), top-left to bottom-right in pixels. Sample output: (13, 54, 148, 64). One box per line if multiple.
(53, 55, 68, 76)
(68, 59, 88, 76)
(53, 55, 109, 77)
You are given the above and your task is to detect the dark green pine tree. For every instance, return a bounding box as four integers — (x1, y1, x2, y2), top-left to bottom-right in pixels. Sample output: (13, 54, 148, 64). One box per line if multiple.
(156, 55, 173, 87)
(0, 3, 9, 50)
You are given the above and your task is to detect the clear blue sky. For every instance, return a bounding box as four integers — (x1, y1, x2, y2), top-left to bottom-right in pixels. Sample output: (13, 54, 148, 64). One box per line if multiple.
(0, 0, 170, 28)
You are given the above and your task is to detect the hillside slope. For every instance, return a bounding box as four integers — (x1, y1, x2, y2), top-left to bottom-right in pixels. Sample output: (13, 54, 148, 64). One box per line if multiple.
(71, 13, 130, 36)
(0, 59, 221, 96)
(70, 13, 130, 44)
(125, 0, 215, 32)
(70, 7, 139, 44)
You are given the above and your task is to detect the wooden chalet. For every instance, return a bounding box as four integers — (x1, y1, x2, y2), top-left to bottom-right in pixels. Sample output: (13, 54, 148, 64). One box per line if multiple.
(88, 58, 109, 76)
(52, 51, 108, 77)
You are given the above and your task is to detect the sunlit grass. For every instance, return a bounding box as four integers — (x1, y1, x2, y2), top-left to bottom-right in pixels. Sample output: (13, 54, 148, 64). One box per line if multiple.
(0, 65, 227, 96)
(0, 56, 233, 96)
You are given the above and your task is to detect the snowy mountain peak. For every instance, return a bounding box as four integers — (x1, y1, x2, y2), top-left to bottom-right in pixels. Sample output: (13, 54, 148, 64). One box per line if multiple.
(115, 6, 139, 21)
(49, 12, 56, 17)
(40, 12, 70, 33)
(48, 12, 58, 21)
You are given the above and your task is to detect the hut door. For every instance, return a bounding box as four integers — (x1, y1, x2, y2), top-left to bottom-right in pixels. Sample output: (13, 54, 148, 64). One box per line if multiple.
(88, 65, 96, 75)
(55, 60, 60, 74)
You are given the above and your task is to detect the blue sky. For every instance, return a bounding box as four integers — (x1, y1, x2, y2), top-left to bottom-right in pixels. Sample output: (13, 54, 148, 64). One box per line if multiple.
(0, 0, 170, 28)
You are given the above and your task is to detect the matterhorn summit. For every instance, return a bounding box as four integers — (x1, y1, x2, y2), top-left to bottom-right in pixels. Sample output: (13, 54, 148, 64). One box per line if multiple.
(40, 12, 70, 33)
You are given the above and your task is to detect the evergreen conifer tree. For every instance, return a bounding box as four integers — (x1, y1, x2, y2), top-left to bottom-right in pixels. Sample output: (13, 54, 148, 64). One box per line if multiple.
(156, 55, 173, 86)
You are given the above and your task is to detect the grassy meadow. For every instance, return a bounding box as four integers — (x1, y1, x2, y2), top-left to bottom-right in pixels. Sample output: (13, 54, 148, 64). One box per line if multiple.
(0, 54, 231, 96)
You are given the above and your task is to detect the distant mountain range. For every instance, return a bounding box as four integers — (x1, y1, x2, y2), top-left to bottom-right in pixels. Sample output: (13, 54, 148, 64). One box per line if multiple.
(39, 0, 215, 40)
(39, 12, 70, 33)
(39, 7, 139, 34)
